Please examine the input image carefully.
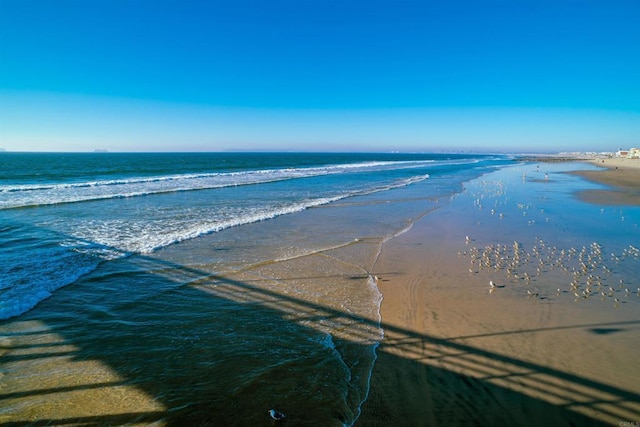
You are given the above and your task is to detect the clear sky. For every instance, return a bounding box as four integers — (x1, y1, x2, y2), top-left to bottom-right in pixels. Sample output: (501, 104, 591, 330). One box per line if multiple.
(1, 0, 639, 152)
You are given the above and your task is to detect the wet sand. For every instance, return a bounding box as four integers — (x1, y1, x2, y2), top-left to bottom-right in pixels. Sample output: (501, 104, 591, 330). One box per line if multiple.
(2, 159, 639, 426)
(358, 161, 640, 426)
(572, 158, 640, 206)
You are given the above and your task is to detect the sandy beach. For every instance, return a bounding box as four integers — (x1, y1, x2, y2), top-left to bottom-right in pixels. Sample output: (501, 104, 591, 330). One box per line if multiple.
(572, 158, 640, 206)
(1, 157, 638, 426)
(358, 160, 640, 426)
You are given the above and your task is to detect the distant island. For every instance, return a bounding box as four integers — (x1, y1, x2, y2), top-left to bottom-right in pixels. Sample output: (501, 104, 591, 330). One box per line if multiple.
(93, 149, 109, 153)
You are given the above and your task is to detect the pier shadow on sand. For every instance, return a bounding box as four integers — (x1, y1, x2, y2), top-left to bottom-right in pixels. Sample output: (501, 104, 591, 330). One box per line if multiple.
(1, 230, 640, 426)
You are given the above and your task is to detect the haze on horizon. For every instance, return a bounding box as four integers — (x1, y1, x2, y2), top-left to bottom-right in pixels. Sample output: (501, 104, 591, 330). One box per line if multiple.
(1, 0, 639, 153)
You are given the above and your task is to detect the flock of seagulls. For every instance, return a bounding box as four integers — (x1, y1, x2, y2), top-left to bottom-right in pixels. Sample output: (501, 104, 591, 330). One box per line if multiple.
(460, 236, 639, 307)
(455, 170, 638, 314)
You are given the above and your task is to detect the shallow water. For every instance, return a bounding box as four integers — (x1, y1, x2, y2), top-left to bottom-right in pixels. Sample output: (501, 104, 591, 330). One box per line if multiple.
(0, 152, 507, 425)
(356, 160, 640, 427)
(457, 161, 640, 312)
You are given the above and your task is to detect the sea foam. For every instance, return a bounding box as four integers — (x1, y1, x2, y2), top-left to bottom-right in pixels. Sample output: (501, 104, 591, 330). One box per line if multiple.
(0, 160, 433, 210)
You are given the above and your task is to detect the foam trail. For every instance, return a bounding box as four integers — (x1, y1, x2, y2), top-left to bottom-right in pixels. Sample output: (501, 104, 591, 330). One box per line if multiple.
(66, 174, 430, 254)
(0, 173, 429, 320)
(0, 160, 435, 209)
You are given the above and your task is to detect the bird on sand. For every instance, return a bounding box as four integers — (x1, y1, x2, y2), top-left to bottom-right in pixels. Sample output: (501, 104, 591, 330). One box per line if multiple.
(269, 409, 286, 421)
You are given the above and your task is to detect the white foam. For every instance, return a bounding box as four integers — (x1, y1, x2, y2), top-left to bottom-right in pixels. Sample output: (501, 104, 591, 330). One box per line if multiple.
(342, 277, 385, 427)
(64, 174, 431, 255)
(316, 333, 336, 350)
(0, 160, 435, 210)
(0, 258, 100, 320)
(0, 165, 432, 320)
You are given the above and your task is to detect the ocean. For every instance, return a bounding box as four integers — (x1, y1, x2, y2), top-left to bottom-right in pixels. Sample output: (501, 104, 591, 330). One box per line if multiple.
(0, 152, 509, 425)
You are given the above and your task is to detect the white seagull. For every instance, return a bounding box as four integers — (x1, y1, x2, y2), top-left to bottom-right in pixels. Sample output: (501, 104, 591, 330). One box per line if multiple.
(268, 409, 286, 421)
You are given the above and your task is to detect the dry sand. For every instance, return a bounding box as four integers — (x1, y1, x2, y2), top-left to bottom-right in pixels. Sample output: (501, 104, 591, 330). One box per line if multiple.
(357, 162, 640, 426)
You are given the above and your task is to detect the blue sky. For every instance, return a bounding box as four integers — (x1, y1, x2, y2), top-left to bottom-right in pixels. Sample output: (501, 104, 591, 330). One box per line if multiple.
(1, 0, 639, 152)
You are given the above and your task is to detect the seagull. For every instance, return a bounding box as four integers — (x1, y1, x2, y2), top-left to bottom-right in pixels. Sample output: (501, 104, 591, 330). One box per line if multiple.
(268, 409, 286, 421)
(489, 280, 497, 289)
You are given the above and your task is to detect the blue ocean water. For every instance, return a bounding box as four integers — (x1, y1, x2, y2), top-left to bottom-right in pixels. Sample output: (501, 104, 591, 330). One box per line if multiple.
(0, 152, 508, 425)
(0, 152, 505, 320)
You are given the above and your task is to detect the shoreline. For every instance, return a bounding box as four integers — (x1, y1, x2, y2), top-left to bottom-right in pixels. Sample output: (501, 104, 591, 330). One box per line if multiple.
(357, 160, 640, 426)
(570, 158, 640, 206)
(1, 155, 638, 425)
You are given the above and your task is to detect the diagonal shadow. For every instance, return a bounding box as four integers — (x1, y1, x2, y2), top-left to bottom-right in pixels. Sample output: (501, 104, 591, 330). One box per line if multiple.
(1, 227, 639, 426)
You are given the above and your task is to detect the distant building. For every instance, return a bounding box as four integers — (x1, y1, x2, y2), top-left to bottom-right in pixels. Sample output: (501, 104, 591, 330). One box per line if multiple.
(627, 148, 640, 159)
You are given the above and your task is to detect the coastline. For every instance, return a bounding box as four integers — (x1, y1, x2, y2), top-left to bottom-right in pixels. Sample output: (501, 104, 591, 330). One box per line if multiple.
(357, 160, 640, 426)
(1, 155, 638, 425)
(571, 158, 640, 206)
(0, 153, 494, 425)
